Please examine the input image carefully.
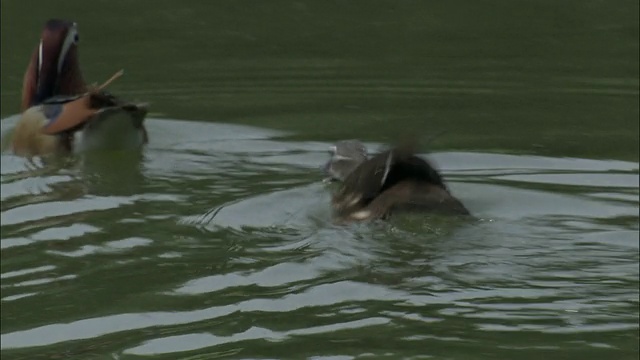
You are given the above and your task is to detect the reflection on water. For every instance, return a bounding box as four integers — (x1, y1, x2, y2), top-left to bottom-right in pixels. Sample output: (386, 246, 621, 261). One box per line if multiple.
(1, 0, 638, 357)
(1, 116, 638, 358)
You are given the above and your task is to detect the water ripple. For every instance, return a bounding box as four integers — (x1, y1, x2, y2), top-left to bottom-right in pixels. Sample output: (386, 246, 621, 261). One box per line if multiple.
(1, 117, 637, 358)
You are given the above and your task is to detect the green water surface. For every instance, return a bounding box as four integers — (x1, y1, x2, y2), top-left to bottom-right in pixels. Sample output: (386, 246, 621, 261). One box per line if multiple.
(1, 1, 638, 359)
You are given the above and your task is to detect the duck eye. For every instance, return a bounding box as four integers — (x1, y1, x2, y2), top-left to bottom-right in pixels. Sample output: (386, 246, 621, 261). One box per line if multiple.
(73, 33, 79, 44)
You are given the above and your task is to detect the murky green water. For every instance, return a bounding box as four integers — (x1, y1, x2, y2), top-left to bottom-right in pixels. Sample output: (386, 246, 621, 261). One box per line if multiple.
(1, 1, 639, 359)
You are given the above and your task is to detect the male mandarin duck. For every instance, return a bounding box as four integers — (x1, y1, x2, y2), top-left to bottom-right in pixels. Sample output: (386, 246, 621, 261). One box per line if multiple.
(323, 140, 470, 222)
(11, 19, 148, 157)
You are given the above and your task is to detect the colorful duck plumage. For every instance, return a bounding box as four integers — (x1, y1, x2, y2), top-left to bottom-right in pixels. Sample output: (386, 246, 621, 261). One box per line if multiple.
(11, 19, 148, 157)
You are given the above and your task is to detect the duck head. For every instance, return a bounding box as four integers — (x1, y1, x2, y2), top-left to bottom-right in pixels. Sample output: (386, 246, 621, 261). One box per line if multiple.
(322, 140, 368, 182)
(22, 19, 86, 110)
(325, 141, 470, 222)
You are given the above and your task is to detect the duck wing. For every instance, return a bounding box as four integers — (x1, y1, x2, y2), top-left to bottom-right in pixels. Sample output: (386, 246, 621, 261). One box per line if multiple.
(40, 91, 144, 135)
(336, 145, 445, 202)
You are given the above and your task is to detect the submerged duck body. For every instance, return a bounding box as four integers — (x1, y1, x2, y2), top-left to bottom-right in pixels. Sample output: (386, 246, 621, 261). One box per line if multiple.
(11, 19, 148, 157)
(323, 140, 470, 222)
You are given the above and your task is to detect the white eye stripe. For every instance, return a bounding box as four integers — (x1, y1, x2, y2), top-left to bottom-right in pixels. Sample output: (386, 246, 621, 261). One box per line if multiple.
(57, 24, 79, 74)
(381, 150, 393, 186)
(37, 40, 43, 77)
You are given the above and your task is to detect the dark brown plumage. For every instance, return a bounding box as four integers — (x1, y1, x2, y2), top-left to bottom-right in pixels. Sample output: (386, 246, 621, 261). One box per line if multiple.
(324, 141, 470, 222)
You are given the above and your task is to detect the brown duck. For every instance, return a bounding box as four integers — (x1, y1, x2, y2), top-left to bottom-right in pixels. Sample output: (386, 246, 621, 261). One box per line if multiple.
(323, 140, 470, 222)
(11, 19, 148, 157)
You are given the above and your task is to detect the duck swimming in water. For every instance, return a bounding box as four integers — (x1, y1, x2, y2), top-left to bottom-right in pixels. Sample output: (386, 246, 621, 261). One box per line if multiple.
(11, 19, 148, 157)
(323, 140, 470, 222)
